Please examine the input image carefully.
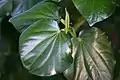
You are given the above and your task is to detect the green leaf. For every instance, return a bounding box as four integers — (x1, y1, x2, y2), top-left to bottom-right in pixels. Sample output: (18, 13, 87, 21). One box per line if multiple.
(65, 8, 70, 34)
(10, 1, 59, 32)
(20, 19, 73, 76)
(64, 27, 116, 80)
(12, 0, 38, 16)
(22, 0, 38, 10)
(64, 64, 74, 80)
(46, 0, 61, 2)
(63, 36, 79, 80)
(0, 0, 13, 17)
(72, 0, 116, 26)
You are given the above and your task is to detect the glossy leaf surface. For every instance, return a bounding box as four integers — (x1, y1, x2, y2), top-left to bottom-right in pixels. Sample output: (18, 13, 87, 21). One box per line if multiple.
(20, 19, 72, 76)
(72, 0, 116, 26)
(10, 1, 59, 32)
(11, 0, 38, 16)
(64, 27, 115, 80)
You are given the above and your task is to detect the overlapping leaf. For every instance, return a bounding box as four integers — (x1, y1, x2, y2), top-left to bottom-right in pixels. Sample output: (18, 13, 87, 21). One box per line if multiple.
(20, 19, 73, 76)
(11, 0, 37, 16)
(10, 1, 59, 32)
(64, 27, 115, 80)
(64, 63, 74, 80)
(12, 0, 60, 17)
(72, 0, 116, 26)
(63, 36, 79, 80)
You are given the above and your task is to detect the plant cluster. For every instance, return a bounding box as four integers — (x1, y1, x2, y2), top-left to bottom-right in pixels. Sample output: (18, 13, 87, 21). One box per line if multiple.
(0, 0, 120, 80)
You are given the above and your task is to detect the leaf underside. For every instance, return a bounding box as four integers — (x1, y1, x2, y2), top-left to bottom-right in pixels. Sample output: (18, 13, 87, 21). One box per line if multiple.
(64, 27, 115, 80)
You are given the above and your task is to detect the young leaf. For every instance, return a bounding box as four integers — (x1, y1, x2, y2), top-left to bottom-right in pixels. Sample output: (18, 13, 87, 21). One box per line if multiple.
(9, 1, 59, 32)
(64, 27, 116, 80)
(72, 0, 116, 26)
(20, 19, 73, 76)
(65, 8, 70, 34)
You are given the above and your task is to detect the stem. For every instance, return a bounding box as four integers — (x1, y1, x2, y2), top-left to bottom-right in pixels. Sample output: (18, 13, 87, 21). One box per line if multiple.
(73, 17, 85, 32)
(60, 9, 85, 37)
(69, 27, 76, 37)
(60, 19, 76, 37)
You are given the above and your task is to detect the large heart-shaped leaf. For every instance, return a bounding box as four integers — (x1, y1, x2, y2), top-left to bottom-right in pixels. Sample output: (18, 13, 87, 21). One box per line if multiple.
(72, 0, 116, 26)
(10, 1, 59, 32)
(64, 27, 115, 80)
(20, 19, 73, 76)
